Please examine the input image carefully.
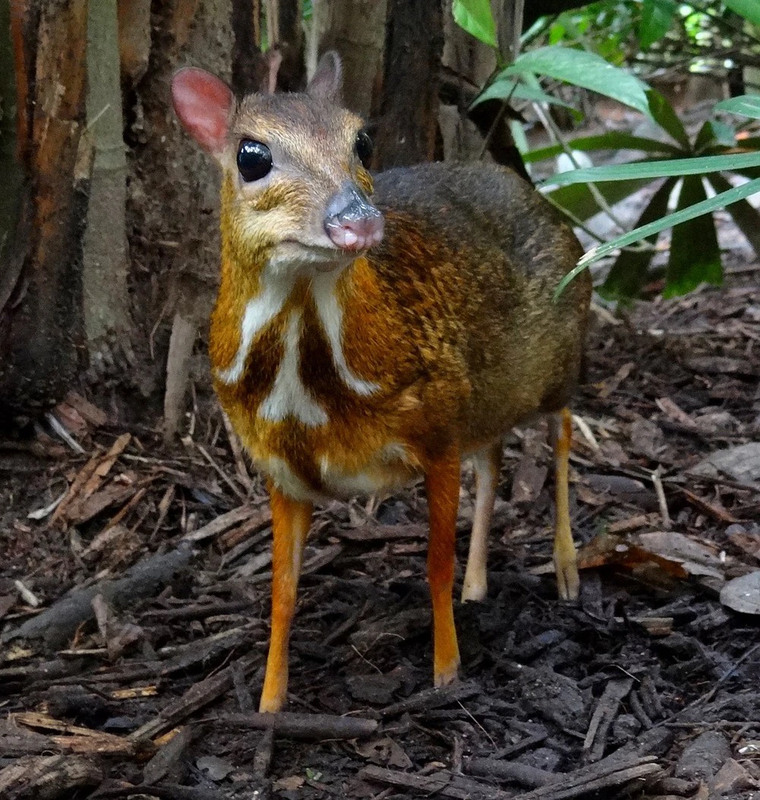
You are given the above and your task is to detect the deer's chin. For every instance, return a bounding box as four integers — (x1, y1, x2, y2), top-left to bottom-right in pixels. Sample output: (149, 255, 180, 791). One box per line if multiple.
(267, 239, 357, 275)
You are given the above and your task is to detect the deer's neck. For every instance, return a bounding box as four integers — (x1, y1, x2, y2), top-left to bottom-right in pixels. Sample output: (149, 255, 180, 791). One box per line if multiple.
(211, 256, 379, 428)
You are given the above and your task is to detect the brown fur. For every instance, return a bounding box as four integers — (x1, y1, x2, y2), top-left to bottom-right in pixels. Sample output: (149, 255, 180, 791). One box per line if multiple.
(213, 159, 590, 495)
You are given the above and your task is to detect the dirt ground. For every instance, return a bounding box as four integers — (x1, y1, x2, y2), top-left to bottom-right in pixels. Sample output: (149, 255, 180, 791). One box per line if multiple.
(1, 231, 760, 798)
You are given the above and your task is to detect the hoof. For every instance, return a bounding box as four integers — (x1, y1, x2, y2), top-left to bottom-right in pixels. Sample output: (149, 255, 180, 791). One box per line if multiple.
(461, 579, 487, 603)
(259, 688, 286, 714)
(434, 658, 460, 688)
(554, 551, 580, 602)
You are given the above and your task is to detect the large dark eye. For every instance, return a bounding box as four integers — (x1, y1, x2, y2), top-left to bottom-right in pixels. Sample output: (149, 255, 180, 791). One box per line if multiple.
(237, 139, 272, 182)
(355, 130, 373, 168)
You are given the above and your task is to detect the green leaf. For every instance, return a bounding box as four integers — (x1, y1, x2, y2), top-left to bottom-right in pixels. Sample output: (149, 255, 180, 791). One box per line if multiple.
(547, 178, 652, 221)
(715, 95, 760, 120)
(694, 120, 717, 152)
(510, 119, 529, 156)
(707, 172, 760, 255)
(723, 0, 760, 27)
(472, 79, 577, 110)
(600, 178, 677, 300)
(452, 0, 497, 47)
(523, 132, 680, 164)
(639, 0, 676, 49)
(543, 150, 760, 187)
(665, 176, 722, 297)
(500, 46, 651, 116)
(555, 176, 760, 297)
(549, 21, 566, 45)
(647, 90, 690, 149)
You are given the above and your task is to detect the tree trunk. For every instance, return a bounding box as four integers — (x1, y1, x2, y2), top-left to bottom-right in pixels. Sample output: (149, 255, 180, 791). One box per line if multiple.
(438, 0, 529, 180)
(0, 0, 90, 414)
(373, 0, 444, 169)
(312, 0, 388, 117)
(125, 0, 233, 433)
(232, 0, 305, 96)
(83, 0, 131, 348)
(231, 0, 268, 95)
(274, 0, 305, 91)
(0, 3, 24, 325)
(439, 0, 496, 161)
(118, 0, 151, 88)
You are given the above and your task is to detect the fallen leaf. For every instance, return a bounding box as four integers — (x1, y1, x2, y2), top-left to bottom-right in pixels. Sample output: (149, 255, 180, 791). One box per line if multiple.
(639, 531, 724, 582)
(0, 595, 16, 620)
(584, 473, 657, 509)
(274, 775, 305, 791)
(64, 391, 108, 427)
(511, 457, 548, 504)
(727, 525, 760, 562)
(629, 417, 665, 460)
(355, 737, 412, 768)
(53, 402, 89, 438)
(691, 442, 760, 484)
(197, 755, 235, 781)
(597, 361, 634, 399)
(558, 533, 690, 584)
(686, 356, 756, 376)
(720, 571, 760, 615)
(679, 487, 738, 523)
(656, 397, 697, 428)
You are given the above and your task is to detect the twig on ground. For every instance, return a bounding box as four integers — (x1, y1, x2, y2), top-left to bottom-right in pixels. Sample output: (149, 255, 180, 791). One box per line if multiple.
(652, 466, 672, 528)
(219, 711, 378, 741)
(583, 677, 634, 762)
(381, 681, 482, 718)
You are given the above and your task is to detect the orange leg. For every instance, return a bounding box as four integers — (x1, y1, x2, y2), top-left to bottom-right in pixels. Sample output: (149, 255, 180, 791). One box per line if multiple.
(550, 408, 579, 601)
(259, 485, 313, 713)
(425, 444, 461, 687)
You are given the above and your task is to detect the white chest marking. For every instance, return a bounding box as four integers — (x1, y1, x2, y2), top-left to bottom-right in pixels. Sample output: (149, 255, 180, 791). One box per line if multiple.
(216, 277, 293, 385)
(312, 275, 379, 396)
(216, 267, 377, 412)
(259, 310, 328, 427)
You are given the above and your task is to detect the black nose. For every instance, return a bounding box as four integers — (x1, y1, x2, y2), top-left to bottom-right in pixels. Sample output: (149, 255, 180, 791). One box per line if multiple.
(324, 183, 384, 251)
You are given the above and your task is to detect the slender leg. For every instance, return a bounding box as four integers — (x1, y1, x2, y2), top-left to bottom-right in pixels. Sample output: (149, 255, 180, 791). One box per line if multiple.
(550, 408, 580, 601)
(425, 443, 461, 687)
(462, 440, 502, 602)
(259, 484, 313, 713)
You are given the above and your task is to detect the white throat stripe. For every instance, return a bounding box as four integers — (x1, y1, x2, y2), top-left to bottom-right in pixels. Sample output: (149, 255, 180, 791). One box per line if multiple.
(259, 310, 328, 427)
(216, 277, 293, 385)
(216, 268, 378, 406)
(312, 275, 379, 396)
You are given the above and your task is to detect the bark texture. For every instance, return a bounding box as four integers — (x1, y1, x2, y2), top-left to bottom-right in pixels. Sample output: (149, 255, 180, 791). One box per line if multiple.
(373, 0, 444, 169)
(117, 0, 151, 87)
(313, 0, 388, 117)
(0, 0, 90, 413)
(231, 0, 268, 95)
(83, 0, 131, 346)
(274, 0, 305, 91)
(126, 0, 232, 431)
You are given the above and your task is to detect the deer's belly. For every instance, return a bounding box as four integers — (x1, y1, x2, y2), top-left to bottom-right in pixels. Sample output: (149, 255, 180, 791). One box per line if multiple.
(254, 441, 420, 503)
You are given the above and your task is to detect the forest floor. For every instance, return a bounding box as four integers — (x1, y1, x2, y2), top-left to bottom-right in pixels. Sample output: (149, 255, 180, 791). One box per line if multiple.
(1, 228, 760, 799)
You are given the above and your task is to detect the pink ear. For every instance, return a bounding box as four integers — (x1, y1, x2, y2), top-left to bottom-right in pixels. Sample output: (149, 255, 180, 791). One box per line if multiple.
(171, 67, 234, 156)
